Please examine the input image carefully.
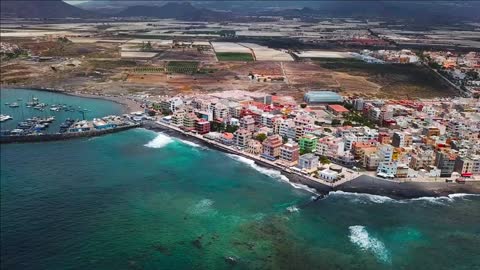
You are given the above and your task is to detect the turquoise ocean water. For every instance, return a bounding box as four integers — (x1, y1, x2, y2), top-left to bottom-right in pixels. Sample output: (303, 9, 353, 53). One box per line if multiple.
(1, 90, 480, 270)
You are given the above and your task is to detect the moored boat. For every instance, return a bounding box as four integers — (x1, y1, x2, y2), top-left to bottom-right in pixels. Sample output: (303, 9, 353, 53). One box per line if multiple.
(0, 114, 13, 122)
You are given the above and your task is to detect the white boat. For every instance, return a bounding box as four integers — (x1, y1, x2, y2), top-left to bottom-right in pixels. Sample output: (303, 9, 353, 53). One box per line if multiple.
(50, 107, 60, 112)
(10, 129, 24, 135)
(0, 114, 13, 122)
(9, 102, 19, 108)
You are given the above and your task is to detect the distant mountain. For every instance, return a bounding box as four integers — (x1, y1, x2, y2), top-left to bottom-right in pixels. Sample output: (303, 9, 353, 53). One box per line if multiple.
(76, 0, 166, 14)
(1, 0, 95, 18)
(254, 1, 480, 23)
(116, 2, 230, 20)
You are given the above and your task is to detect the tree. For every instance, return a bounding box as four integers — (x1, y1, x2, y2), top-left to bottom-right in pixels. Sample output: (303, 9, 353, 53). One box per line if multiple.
(210, 121, 225, 132)
(225, 125, 239, 133)
(300, 149, 312, 155)
(331, 119, 341, 126)
(255, 133, 267, 142)
(319, 156, 331, 165)
(343, 121, 353, 126)
(300, 103, 307, 109)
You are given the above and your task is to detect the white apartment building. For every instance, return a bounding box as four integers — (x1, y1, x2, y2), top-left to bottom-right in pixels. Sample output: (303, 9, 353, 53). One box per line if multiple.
(316, 136, 345, 158)
(161, 97, 184, 113)
(279, 119, 296, 140)
(376, 162, 397, 177)
(378, 144, 394, 163)
(261, 113, 276, 128)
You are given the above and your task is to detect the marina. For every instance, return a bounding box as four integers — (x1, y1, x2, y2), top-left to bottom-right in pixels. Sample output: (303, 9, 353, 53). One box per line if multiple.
(0, 88, 124, 135)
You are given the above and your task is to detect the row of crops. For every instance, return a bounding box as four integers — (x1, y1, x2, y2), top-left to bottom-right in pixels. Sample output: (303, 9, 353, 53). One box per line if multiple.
(166, 61, 199, 74)
(133, 67, 165, 73)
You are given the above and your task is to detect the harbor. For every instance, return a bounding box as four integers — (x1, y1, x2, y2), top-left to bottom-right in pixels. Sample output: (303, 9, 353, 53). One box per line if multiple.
(0, 88, 140, 143)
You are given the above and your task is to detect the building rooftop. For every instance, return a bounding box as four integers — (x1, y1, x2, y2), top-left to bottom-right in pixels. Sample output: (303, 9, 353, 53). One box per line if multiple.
(328, 104, 349, 113)
(300, 153, 317, 161)
(304, 91, 343, 104)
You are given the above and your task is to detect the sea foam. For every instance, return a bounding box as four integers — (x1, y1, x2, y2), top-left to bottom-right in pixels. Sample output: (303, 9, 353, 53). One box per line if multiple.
(286, 206, 300, 213)
(144, 133, 174, 148)
(329, 191, 397, 204)
(227, 154, 318, 194)
(176, 138, 206, 149)
(329, 191, 479, 204)
(349, 225, 391, 263)
(187, 198, 217, 216)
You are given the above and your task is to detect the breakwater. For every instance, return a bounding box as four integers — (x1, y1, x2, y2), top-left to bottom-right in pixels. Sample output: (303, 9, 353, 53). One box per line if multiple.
(0, 124, 141, 144)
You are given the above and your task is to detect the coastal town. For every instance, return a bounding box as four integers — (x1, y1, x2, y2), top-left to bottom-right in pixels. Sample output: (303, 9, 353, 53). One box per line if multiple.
(127, 89, 480, 185)
(2, 1, 480, 269)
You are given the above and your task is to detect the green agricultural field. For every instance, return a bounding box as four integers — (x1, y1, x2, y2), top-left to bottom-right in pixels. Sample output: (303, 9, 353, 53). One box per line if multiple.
(133, 67, 164, 73)
(216, 52, 254, 61)
(166, 61, 199, 74)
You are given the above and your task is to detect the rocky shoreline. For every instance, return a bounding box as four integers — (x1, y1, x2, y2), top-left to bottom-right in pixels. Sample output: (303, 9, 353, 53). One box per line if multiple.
(142, 121, 480, 199)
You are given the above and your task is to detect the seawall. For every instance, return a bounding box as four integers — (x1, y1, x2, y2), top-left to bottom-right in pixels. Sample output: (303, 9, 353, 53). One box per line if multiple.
(142, 121, 334, 194)
(142, 121, 480, 198)
(336, 175, 480, 198)
(0, 124, 140, 144)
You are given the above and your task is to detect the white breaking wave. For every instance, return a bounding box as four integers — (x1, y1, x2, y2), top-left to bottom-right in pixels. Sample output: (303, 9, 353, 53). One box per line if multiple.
(329, 191, 397, 204)
(412, 193, 480, 204)
(330, 191, 479, 204)
(286, 206, 300, 213)
(227, 154, 318, 194)
(447, 193, 479, 199)
(176, 138, 207, 149)
(144, 133, 174, 148)
(349, 225, 391, 263)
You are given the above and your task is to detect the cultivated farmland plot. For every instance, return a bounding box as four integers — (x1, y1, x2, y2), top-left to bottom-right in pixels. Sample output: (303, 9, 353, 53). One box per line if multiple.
(215, 52, 254, 62)
(134, 67, 164, 73)
(211, 42, 251, 53)
(166, 61, 199, 74)
(239, 43, 294, 61)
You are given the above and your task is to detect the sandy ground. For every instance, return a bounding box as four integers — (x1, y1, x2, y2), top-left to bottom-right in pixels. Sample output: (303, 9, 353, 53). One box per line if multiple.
(1, 36, 457, 101)
(67, 91, 144, 113)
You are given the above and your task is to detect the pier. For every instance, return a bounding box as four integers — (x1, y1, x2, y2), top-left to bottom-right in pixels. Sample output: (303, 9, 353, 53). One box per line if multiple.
(0, 123, 141, 144)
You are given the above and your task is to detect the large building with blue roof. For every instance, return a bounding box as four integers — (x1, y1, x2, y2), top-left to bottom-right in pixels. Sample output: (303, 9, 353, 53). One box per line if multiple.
(304, 90, 343, 104)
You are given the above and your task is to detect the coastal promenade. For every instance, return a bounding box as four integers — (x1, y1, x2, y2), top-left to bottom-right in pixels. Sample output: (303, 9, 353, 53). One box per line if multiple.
(142, 120, 480, 198)
(143, 119, 359, 190)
